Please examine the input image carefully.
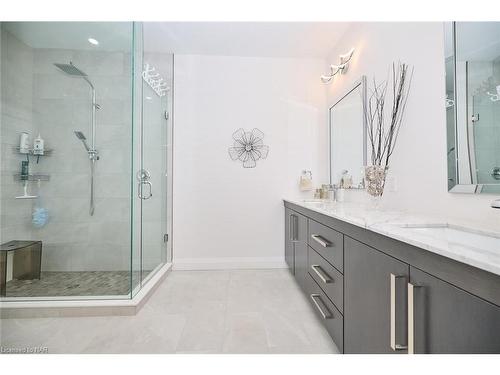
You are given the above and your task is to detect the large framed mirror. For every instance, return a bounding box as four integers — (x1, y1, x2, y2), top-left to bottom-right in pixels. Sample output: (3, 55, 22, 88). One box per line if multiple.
(329, 76, 367, 188)
(445, 22, 500, 194)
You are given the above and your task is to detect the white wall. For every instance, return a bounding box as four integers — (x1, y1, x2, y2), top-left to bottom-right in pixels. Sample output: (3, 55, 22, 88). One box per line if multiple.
(173, 22, 500, 270)
(325, 22, 500, 229)
(173, 54, 327, 269)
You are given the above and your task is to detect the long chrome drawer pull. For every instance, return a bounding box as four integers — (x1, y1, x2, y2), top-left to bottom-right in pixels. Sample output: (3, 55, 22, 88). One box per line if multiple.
(311, 265, 333, 284)
(311, 234, 332, 247)
(289, 214, 298, 242)
(390, 273, 408, 351)
(310, 294, 333, 319)
(293, 214, 299, 241)
(408, 282, 420, 354)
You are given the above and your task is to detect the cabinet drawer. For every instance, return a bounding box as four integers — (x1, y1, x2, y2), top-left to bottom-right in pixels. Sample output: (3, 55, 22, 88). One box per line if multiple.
(306, 273, 344, 353)
(308, 246, 344, 312)
(308, 219, 344, 272)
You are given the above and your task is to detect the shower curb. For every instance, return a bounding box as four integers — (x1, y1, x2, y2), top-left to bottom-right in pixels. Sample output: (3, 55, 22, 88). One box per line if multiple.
(0, 263, 171, 319)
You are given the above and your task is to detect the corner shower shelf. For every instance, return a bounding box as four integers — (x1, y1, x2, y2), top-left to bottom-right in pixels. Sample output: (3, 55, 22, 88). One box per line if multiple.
(13, 147, 54, 156)
(13, 173, 50, 182)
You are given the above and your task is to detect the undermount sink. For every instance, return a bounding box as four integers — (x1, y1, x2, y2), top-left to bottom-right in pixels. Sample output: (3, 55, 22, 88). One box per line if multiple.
(302, 199, 333, 208)
(396, 224, 500, 254)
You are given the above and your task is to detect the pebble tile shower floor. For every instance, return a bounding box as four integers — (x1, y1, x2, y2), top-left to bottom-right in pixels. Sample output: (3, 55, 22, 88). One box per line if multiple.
(0, 269, 339, 353)
(5, 271, 150, 297)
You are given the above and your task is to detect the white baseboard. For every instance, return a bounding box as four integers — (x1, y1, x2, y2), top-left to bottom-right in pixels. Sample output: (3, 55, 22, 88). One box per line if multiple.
(172, 257, 287, 270)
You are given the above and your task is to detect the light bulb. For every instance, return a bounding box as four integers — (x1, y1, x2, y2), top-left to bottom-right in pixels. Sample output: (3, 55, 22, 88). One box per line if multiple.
(88, 38, 99, 46)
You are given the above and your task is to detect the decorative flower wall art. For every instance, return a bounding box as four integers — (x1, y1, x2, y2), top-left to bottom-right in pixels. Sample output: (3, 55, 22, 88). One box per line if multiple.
(228, 128, 269, 168)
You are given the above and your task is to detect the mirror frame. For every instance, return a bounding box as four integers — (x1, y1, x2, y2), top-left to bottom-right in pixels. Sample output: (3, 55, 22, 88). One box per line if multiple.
(328, 75, 367, 187)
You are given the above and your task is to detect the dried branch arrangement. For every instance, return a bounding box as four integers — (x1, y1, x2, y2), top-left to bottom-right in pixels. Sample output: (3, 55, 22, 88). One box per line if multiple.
(364, 62, 413, 168)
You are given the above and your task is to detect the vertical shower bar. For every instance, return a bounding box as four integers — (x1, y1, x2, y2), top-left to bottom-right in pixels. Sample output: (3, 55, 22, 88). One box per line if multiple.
(90, 84, 96, 216)
(84, 77, 97, 216)
(91, 85, 96, 151)
(90, 160, 95, 216)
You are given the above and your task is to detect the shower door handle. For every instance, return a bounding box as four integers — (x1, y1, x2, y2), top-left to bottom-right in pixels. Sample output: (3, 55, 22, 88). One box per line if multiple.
(137, 169, 153, 200)
(138, 181, 153, 200)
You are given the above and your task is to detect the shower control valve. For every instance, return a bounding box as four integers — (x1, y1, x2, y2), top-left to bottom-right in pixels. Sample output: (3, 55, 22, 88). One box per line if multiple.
(88, 150, 99, 161)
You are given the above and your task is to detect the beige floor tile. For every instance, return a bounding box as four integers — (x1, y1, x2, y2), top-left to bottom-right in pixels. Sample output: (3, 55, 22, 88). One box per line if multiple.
(222, 312, 269, 353)
(261, 308, 313, 352)
(1, 269, 338, 354)
(175, 309, 227, 353)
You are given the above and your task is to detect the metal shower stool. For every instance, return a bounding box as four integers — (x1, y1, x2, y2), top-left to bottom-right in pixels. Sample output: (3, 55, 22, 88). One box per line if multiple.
(0, 240, 42, 297)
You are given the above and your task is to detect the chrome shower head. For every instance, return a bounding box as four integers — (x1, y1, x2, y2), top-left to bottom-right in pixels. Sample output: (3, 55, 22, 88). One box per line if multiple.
(74, 131, 90, 152)
(54, 62, 88, 77)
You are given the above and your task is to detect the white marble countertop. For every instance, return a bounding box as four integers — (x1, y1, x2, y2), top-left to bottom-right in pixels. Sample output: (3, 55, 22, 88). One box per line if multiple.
(284, 198, 500, 277)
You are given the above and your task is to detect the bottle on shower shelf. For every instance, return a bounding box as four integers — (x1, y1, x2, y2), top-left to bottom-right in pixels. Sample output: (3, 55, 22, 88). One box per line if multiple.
(16, 161, 37, 200)
(19, 132, 30, 154)
(33, 133, 45, 163)
(21, 160, 29, 180)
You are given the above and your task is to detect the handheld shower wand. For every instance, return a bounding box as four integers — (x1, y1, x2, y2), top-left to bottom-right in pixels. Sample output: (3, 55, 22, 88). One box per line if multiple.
(74, 131, 90, 152)
(73, 130, 97, 216)
(55, 61, 100, 216)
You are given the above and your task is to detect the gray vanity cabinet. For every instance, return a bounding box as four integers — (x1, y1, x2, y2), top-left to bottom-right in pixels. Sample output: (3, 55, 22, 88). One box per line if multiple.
(409, 267, 500, 353)
(294, 213, 308, 290)
(306, 273, 344, 353)
(285, 209, 308, 290)
(285, 208, 295, 273)
(344, 237, 409, 354)
(284, 201, 500, 354)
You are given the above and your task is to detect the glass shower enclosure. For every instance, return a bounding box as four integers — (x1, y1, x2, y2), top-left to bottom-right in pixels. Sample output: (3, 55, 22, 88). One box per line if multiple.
(0, 22, 172, 300)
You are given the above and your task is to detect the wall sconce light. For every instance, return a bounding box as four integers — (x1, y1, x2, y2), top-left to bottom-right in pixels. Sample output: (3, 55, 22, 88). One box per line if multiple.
(321, 48, 355, 84)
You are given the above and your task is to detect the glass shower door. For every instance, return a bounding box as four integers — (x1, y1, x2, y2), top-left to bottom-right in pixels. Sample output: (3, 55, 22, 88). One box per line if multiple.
(131, 23, 173, 290)
(139, 82, 169, 283)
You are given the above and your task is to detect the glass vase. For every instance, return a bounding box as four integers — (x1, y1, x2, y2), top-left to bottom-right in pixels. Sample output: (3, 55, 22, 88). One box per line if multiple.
(364, 165, 388, 198)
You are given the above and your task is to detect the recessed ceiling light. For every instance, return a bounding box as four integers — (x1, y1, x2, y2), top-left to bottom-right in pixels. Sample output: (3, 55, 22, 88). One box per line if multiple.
(88, 38, 99, 46)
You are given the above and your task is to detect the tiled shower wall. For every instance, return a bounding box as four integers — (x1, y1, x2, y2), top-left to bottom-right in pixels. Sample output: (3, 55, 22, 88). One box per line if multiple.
(0, 27, 35, 245)
(1, 26, 133, 272)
